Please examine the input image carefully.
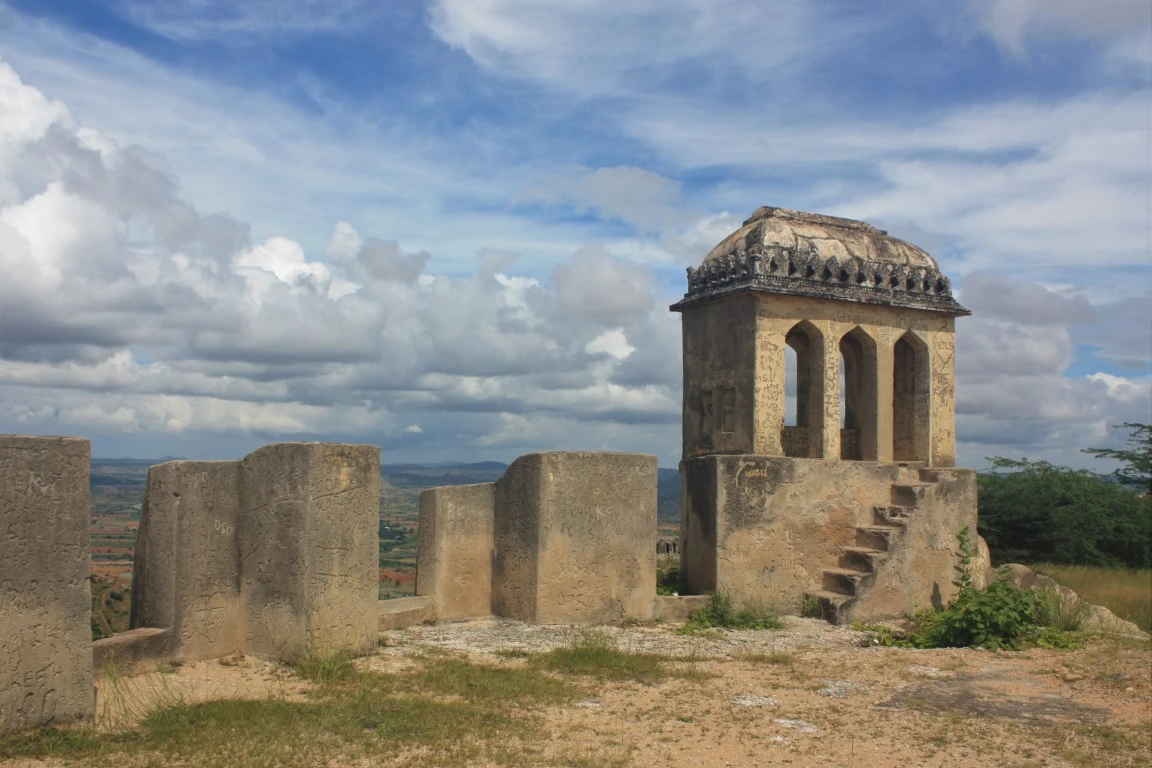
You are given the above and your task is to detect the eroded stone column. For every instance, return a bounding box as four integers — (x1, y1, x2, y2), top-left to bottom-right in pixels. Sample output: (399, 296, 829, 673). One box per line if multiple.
(0, 436, 94, 733)
(416, 483, 495, 620)
(239, 443, 380, 660)
(131, 461, 242, 662)
(818, 322, 841, 460)
(875, 337, 895, 463)
(930, 324, 957, 467)
(753, 317, 786, 456)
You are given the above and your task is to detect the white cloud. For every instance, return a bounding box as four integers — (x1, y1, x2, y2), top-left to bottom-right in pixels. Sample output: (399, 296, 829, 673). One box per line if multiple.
(966, 0, 1152, 56)
(429, 0, 825, 99)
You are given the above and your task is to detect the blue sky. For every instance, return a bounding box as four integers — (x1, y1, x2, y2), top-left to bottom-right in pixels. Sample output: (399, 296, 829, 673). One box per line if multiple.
(0, 0, 1148, 469)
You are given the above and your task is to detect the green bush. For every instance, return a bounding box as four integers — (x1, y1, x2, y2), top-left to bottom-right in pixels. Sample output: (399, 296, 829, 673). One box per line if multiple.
(860, 529, 1086, 651)
(682, 591, 782, 632)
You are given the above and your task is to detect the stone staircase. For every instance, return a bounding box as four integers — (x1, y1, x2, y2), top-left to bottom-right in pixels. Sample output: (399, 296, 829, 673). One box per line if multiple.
(808, 464, 936, 624)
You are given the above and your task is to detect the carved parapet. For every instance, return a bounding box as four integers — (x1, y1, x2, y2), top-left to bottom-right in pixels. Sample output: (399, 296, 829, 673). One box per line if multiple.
(672, 246, 969, 315)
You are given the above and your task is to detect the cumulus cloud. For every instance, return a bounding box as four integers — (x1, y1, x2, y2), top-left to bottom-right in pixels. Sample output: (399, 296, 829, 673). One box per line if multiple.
(0, 59, 679, 458)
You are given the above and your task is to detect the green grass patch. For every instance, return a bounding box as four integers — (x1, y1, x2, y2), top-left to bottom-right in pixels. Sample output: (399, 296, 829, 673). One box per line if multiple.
(680, 591, 782, 632)
(1031, 563, 1152, 632)
(532, 629, 705, 684)
(0, 655, 590, 767)
(285, 648, 358, 685)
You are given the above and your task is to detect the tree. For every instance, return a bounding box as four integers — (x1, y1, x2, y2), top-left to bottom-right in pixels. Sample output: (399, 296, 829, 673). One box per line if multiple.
(977, 456, 1151, 569)
(1083, 423, 1152, 495)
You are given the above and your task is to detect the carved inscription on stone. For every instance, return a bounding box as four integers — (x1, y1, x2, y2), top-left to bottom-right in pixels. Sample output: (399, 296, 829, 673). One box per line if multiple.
(0, 436, 94, 733)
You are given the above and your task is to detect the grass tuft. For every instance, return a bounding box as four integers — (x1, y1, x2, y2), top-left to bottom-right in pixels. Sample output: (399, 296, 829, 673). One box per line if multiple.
(1031, 563, 1152, 632)
(681, 591, 782, 633)
(286, 648, 358, 685)
(532, 629, 706, 684)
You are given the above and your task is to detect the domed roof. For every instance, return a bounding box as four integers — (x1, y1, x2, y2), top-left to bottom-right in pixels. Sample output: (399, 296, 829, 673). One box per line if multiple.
(702, 207, 938, 271)
(673, 207, 968, 316)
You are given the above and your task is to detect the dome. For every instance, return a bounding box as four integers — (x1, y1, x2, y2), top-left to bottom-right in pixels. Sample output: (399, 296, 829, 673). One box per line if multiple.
(702, 207, 938, 271)
(674, 207, 968, 316)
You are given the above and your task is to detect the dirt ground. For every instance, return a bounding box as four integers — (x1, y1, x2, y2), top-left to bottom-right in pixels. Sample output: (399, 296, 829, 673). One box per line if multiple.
(15, 617, 1151, 768)
(376, 618, 1151, 768)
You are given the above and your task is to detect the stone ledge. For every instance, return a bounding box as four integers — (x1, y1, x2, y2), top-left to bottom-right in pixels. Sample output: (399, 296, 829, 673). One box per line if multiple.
(379, 597, 435, 631)
(92, 628, 172, 676)
(653, 595, 711, 624)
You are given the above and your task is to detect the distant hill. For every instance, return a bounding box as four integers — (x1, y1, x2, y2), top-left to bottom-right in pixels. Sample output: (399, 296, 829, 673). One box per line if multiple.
(380, 462, 509, 489)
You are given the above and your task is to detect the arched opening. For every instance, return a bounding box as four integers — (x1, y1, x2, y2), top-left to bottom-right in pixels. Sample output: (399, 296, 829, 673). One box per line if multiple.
(839, 327, 878, 460)
(782, 321, 823, 458)
(893, 331, 931, 462)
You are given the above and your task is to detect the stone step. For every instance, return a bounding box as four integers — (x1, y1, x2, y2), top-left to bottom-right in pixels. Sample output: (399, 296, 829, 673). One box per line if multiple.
(891, 482, 934, 507)
(808, 590, 853, 624)
(822, 567, 872, 595)
(856, 525, 901, 551)
(839, 546, 888, 572)
(895, 461, 926, 483)
(874, 504, 912, 526)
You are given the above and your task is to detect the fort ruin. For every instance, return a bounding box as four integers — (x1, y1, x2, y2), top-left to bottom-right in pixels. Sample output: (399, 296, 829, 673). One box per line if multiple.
(1, 205, 987, 733)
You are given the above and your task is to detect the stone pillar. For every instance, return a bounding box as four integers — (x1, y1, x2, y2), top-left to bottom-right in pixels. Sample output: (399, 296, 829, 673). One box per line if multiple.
(131, 461, 242, 662)
(493, 452, 656, 623)
(753, 319, 786, 456)
(238, 443, 380, 660)
(819, 323, 841, 460)
(0, 436, 94, 733)
(875, 338, 895, 463)
(930, 325, 957, 467)
(416, 483, 495, 620)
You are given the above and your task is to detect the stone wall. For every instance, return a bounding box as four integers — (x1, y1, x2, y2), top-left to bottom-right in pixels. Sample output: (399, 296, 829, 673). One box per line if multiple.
(681, 454, 975, 620)
(416, 483, 495, 621)
(131, 442, 380, 662)
(0, 436, 94, 734)
(420, 451, 657, 624)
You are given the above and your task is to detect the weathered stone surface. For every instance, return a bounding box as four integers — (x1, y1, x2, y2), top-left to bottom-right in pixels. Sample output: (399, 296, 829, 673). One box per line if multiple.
(681, 455, 976, 621)
(239, 443, 380, 660)
(678, 291, 957, 467)
(416, 483, 494, 620)
(494, 452, 657, 624)
(379, 596, 434, 630)
(0, 436, 94, 733)
(653, 595, 710, 623)
(131, 461, 241, 662)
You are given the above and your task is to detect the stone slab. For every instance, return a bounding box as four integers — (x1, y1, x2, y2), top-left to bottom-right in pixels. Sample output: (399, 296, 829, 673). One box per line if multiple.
(239, 443, 380, 660)
(653, 595, 711, 624)
(378, 596, 435, 631)
(92, 628, 172, 677)
(0, 435, 94, 733)
(131, 461, 242, 662)
(416, 483, 494, 620)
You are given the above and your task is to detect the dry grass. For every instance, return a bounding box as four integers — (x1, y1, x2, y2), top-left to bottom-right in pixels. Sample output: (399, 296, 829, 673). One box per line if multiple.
(1031, 563, 1152, 632)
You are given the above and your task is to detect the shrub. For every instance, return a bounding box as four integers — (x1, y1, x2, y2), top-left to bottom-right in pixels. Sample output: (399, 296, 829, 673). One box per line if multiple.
(859, 529, 1086, 651)
(682, 591, 782, 632)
